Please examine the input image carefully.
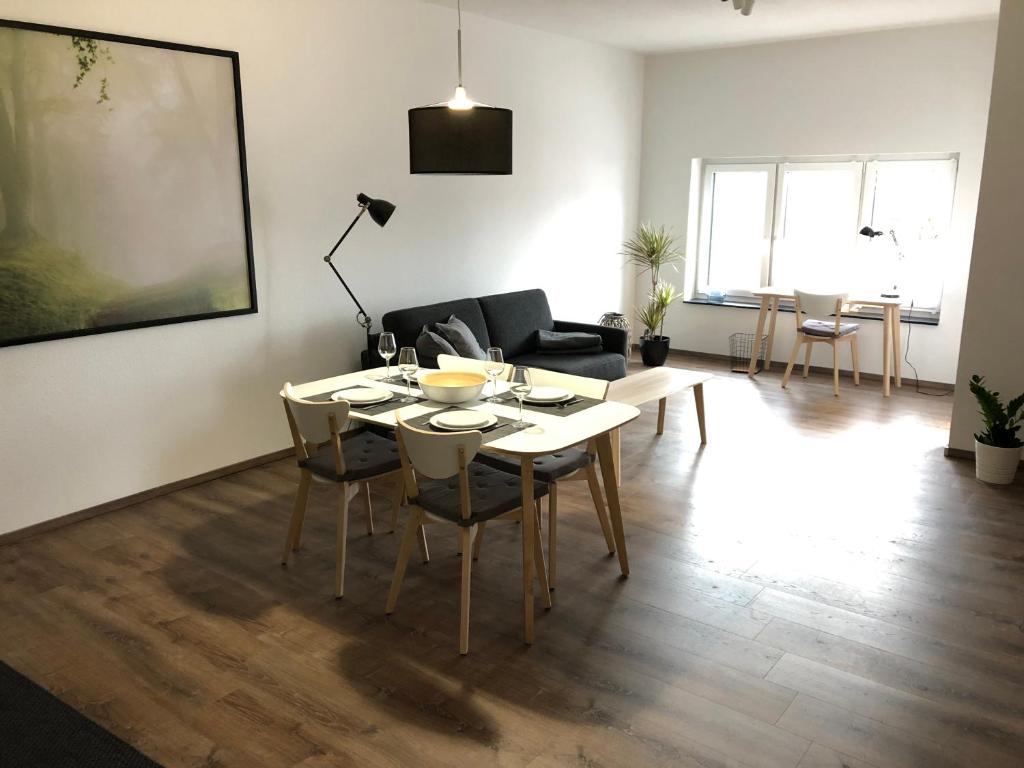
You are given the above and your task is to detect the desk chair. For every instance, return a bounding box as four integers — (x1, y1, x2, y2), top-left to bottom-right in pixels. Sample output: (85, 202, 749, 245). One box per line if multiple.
(474, 368, 615, 590)
(280, 383, 405, 598)
(387, 417, 551, 654)
(781, 291, 861, 397)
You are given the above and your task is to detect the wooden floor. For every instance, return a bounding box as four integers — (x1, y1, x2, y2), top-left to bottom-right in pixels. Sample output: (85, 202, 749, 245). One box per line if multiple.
(3, 353, 1023, 768)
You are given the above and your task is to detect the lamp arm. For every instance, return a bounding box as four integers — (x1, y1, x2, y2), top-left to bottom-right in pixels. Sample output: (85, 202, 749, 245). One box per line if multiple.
(323, 204, 373, 330)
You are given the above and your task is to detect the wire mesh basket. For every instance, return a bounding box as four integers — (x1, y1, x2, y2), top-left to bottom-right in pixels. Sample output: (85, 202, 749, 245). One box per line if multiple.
(729, 332, 768, 373)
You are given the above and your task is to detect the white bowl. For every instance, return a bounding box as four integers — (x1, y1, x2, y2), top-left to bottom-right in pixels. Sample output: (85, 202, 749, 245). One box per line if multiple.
(418, 371, 487, 404)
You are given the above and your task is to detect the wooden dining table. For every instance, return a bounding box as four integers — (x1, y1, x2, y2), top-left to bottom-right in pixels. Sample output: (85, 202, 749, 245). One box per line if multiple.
(289, 367, 641, 644)
(747, 287, 904, 396)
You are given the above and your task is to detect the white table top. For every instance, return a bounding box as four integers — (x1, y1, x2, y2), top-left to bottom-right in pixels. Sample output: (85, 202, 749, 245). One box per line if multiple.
(608, 367, 712, 407)
(288, 368, 641, 458)
(751, 286, 903, 306)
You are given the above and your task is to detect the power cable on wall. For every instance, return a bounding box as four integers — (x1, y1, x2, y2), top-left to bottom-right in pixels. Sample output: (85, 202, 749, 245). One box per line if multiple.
(901, 300, 953, 397)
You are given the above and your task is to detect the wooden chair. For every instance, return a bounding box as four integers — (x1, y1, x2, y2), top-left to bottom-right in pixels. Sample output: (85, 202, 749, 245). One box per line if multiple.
(782, 290, 861, 397)
(280, 383, 407, 598)
(437, 353, 513, 381)
(387, 417, 552, 654)
(474, 367, 615, 590)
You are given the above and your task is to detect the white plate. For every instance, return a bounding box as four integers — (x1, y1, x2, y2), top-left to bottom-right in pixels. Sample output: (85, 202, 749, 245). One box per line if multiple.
(331, 387, 392, 405)
(429, 410, 498, 431)
(523, 386, 573, 403)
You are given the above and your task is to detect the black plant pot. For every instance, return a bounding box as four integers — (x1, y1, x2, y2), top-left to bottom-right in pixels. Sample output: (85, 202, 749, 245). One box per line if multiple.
(640, 336, 670, 367)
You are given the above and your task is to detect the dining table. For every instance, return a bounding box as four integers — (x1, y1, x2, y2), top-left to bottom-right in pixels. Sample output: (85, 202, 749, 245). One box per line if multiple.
(288, 367, 641, 644)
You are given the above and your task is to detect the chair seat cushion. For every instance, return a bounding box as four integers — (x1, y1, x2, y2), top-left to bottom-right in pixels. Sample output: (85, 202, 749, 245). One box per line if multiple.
(508, 351, 627, 381)
(299, 431, 401, 483)
(802, 319, 860, 337)
(413, 463, 549, 527)
(475, 448, 592, 483)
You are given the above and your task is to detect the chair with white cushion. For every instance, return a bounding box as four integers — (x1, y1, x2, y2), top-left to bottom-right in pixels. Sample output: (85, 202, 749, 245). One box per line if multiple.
(280, 383, 406, 598)
(782, 290, 860, 397)
(387, 417, 551, 654)
(474, 367, 616, 589)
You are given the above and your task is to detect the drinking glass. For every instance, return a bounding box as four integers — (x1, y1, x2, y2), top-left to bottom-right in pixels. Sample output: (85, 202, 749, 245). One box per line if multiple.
(377, 332, 397, 380)
(484, 347, 505, 402)
(397, 347, 419, 402)
(509, 366, 532, 428)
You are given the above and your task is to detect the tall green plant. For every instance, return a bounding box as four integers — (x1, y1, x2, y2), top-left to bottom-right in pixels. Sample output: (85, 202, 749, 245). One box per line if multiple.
(969, 375, 1024, 448)
(623, 223, 684, 338)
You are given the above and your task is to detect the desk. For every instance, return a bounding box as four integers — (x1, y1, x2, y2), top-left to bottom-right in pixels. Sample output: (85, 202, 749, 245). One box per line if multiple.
(290, 368, 640, 644)
(746, 288, 903, 396)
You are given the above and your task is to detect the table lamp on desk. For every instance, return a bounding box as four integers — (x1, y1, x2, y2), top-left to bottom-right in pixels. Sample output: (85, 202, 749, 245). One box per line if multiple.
(859, 226, 904, 299)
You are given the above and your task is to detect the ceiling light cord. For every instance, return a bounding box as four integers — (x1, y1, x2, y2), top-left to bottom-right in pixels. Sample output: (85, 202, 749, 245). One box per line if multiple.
(457, 0, 463, 87)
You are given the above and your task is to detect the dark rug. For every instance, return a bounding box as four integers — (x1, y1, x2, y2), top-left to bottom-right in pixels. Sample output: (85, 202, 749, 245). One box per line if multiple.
(0, 661, 162, 767)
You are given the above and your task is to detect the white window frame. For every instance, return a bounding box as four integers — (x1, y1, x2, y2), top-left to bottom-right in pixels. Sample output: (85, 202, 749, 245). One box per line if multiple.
(692, 154, 958, 320)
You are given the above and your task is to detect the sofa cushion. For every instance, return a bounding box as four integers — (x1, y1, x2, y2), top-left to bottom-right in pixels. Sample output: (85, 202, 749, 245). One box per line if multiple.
(436, 315, 486, 359)
(382, 298, 490, 356)
(508, 351, 627, 381)
(537, 329, 603, 352)
(477, 289, 554, 358)
(415, 325, 458, 369)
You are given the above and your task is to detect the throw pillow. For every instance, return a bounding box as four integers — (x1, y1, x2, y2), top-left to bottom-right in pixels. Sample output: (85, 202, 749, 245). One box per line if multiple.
(537, 329, 603, 351)
(416, 324, 458, 369)
(435, 314, 486, 360)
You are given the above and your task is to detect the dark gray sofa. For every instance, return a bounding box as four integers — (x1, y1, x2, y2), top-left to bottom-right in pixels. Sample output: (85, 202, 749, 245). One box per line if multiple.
(365, 289, 628, 380)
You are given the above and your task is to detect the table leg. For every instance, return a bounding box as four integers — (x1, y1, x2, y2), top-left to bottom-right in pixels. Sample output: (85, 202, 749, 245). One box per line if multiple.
(882, 305, 892, 398)
(764, 297, 780, 372)
(891, 306, 902, 388)
(611, 427, 621, 487)
(520, 456, 535, 644)
(694, 383, 707, 445)
(595, 432, 629, 577)
(747, 296, 770, 376)
(656, 397, 666, 436)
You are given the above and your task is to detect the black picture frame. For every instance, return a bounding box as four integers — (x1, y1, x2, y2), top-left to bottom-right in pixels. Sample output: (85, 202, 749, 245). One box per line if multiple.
(0, 18, 257, 348)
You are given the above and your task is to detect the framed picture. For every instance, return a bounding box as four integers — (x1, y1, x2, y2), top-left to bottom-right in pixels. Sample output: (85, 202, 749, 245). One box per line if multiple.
(0, 19, 256, 348)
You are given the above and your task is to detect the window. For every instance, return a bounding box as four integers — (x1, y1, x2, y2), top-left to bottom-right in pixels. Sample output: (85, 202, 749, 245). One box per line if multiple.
(695, 156, 957, 315)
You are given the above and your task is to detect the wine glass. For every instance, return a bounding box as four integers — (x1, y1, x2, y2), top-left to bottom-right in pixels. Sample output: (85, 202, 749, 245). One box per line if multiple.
(397, 347, 419, 402)
(484, 347, 505, 402)
(509, 366, 532, 428)
(377, 332, 397, 380)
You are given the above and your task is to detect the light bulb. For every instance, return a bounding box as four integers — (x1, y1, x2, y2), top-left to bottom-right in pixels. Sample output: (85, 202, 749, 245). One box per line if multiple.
(447, 86, 474, 111)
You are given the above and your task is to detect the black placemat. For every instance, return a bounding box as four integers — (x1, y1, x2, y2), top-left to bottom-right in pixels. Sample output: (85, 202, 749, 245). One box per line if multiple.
(492, 391, 603, 417)
(378, 373, 420, 387)
(305, 388, 427, 415)
(404, 406, 534, 441)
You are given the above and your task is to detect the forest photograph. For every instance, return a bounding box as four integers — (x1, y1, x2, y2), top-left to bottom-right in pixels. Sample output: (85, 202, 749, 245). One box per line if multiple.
(0, 21, 255, 347)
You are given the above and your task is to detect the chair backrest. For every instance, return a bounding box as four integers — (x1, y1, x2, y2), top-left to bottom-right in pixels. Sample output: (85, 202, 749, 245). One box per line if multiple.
(794, 290, 846, 334)
(526, 367, 609, 400)
(281, 383, 350, 470)
(437, 353, 512, 381)
(395, 416, 483, 520)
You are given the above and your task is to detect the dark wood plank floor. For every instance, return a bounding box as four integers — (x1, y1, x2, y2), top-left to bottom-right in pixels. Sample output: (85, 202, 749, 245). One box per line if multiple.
(2, 353, 1022, 768)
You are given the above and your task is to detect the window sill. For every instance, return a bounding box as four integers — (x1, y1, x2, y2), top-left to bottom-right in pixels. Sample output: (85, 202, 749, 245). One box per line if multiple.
(684, 297, 940, 326)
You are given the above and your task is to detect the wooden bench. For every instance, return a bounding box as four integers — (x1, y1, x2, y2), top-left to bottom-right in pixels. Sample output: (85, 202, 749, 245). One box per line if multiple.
(607, 367, 711, 484)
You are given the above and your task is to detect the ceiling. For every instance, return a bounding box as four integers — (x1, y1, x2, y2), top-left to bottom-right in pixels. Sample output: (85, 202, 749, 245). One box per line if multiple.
(422, 0, 999, 53)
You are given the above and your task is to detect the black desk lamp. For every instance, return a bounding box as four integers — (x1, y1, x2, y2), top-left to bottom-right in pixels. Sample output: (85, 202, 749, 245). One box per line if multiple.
(323, 192, 395, 363)
(859, 226, 903, 298)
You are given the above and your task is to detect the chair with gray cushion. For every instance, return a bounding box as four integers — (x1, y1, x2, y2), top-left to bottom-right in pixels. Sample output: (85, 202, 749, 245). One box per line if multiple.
(280, 383, 407, 599)
(782, 290, 861, 397)
(472, 368, 615, 589)
(387, 417, 551, 654)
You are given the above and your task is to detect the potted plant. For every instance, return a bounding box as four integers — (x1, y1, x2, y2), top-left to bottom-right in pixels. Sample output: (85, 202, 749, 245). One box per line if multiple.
(969, 374, 1023, 485)
(623, 223, 684, 367)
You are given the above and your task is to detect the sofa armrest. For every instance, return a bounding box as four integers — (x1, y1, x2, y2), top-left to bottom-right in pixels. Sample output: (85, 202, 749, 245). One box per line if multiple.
(552, 319, 628, 359)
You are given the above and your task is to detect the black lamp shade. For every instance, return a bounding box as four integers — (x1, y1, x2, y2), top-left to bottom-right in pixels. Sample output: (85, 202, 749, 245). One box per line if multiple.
(357, 193, 396, 227)
(408, 106, 513, 175)
(859, 226, 883, 238)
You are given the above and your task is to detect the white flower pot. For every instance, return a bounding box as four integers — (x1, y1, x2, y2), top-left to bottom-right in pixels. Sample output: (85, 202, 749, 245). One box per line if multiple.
(974, 439, 1022, 485)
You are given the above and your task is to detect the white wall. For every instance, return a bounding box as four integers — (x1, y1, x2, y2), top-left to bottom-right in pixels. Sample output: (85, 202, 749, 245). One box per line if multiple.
(638, 22, 997, 383)
(949, 0, 1024, 452)
(0, 0, 643, 535)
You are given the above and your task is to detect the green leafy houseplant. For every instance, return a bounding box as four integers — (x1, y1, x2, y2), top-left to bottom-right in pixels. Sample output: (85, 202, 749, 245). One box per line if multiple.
(623, 223, 684, 339)
(970, 375, 1024, 448)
